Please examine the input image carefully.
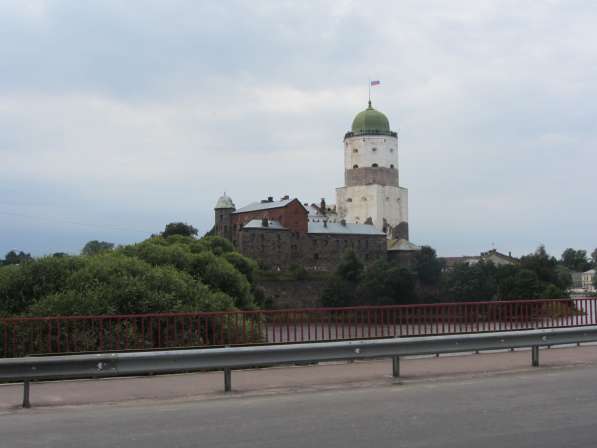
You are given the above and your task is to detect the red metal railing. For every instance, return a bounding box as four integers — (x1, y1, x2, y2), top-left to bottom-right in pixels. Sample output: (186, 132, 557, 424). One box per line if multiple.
(1, 297, 596, 358)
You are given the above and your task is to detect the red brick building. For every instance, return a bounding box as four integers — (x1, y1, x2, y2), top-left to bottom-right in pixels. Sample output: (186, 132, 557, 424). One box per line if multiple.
(214, 194, 387, 271)
(230, 196, 308, 241)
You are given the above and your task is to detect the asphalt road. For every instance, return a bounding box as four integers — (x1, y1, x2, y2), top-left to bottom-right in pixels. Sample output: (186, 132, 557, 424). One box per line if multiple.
(2, 365, 597, 448)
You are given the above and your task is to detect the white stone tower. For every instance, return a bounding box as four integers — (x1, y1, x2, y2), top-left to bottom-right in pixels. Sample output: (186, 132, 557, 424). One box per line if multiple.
(336, 101, 409, 240)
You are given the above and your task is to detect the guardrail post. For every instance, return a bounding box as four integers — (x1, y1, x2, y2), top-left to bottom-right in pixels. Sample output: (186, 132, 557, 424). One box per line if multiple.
(22, 381, 31, 408)
(531, 345, 539, 367)
(392, 356, 400, 379)
(224, 368, 232, 392)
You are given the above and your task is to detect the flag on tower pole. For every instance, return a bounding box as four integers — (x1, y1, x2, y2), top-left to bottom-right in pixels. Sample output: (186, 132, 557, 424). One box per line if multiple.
(368, 80, 381, 103)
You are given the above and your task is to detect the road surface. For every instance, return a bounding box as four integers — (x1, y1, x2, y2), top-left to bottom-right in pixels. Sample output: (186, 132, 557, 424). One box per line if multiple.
(2, 363, 597, 447)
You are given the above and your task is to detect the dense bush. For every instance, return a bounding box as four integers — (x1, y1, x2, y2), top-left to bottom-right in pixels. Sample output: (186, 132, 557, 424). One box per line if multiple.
(441, 246, 571, 301)
(321, 251, 416, 307)
(0, 234, 258, 317)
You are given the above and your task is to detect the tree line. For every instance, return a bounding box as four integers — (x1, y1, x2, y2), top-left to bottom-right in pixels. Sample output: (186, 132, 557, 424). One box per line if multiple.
(321, 245, 597, 307)
(0, 223, 266, 317)
(2, 227, 596, 315)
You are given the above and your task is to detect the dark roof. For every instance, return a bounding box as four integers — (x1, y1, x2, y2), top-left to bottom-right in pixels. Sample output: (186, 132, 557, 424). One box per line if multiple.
(308, 221, 385, 236)
(233, 198, 306, 214)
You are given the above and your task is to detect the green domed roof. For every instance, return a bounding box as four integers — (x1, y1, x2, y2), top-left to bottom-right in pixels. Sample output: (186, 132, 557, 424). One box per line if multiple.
(351, 101, 390, 133)
(215, 193, 235, 209)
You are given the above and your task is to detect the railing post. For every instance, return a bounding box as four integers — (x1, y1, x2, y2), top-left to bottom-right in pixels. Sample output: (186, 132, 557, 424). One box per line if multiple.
(23, 380, 31, 408)
(531, 345, 539, 367)
(224, 368, 232, 392)
(392, 356, 400, 379)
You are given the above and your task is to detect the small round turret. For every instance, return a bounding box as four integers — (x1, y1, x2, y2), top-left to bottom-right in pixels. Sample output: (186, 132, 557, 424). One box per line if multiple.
(215, 193, 235, 210)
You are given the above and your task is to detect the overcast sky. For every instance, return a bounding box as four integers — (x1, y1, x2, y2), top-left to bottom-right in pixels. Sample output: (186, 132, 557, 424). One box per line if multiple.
(1, 0, 596, 258)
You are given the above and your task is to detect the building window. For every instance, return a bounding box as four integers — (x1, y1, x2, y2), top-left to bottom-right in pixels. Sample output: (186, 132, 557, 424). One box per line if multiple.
(314, 253, 319, 260)
(390, 148, 394, 153)
(353, 148, 358, 153)
(347, 198, 353, 202)
(372, 147, 377, 152)
(353, 164, 359, 169)
(361, 196, 367, 201)
(371, 163, 378, 167)
(390, 164, 394, 168)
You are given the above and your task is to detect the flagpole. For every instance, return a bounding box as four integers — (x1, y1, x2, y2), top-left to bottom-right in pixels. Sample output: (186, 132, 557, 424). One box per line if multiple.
(368, 79, 371, 105)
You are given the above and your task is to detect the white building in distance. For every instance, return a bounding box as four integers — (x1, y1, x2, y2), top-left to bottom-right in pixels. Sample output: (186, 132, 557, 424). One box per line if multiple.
(336, 101, 409, 240)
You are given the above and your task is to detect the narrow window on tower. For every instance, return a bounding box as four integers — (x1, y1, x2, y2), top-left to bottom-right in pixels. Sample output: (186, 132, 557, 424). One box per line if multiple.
(353, 164, 358, 169)
(353, 148, 358, 153)
(390, 164, 394, 168)
(372, 163, 378, 167)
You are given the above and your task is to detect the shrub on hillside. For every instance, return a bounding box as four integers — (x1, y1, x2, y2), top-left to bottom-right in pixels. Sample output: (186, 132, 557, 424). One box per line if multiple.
(0, 234, 257, 317)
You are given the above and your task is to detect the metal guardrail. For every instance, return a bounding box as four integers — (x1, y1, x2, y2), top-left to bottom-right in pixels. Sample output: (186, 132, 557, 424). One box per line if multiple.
(2, 297, 596, 357)
(2, 325, 597, 408)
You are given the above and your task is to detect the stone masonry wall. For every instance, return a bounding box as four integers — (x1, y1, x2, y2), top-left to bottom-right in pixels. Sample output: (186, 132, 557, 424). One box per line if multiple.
(238, 228, 387, 271)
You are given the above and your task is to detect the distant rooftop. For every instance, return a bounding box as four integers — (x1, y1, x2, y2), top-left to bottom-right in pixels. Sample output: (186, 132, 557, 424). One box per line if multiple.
(234, 198, 298, 214)
(388, 239, 421, 251)
(308, 221, 385, 236)
(243, 219, 287, 230)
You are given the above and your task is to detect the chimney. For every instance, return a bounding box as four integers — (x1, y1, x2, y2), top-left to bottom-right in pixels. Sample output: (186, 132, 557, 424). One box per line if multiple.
(340, 219, 346, 226)
(281, 195, 290, 200)
(323, 220, 328, 228)
(320, 198, 326, 215)
(267, 196, 274, 202)
(261, 218, 269, 227)
(509, 251, 512, 257)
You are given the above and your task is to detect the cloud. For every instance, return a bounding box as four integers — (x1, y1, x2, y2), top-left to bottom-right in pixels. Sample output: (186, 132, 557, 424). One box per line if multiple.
(1, 0, 596, 257)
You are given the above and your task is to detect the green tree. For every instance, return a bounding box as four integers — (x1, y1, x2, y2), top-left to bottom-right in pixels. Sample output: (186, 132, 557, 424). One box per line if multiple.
(202, 236, 234, 255)
(591, 248, 597, 267)
(497, 267, 542, 300)
(356, 259, 416, 305)
(414, 246, 443, 286)
(0, 255, 85, 315)
(223, 252, 258, 284)
(321, 251, 416, 307)
(161, 222, 198, 238)
(0, 234, 259, 317)
(520, 245, 569, 290)
(81, 240, 114, 256)
(336, 250, 364, 283)
(28, 254, 234, 316)
(320, 250, 363, 307)
(2, 250, 33, 266)
(442, 261, 498, 302)
(560, 248, 591, 272)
